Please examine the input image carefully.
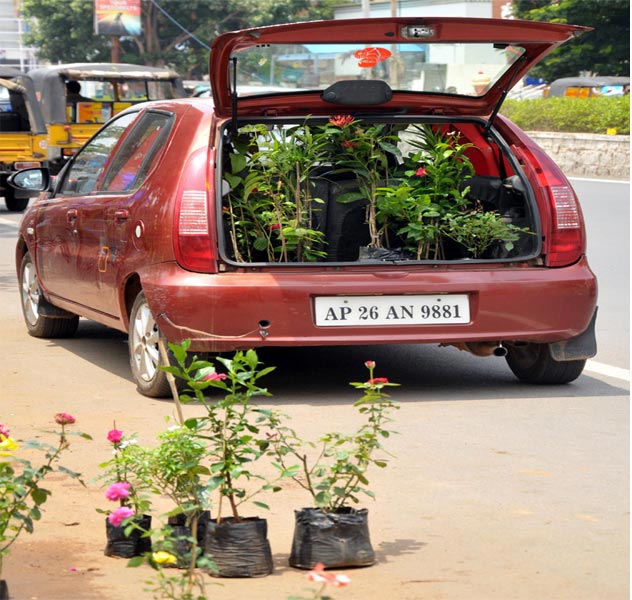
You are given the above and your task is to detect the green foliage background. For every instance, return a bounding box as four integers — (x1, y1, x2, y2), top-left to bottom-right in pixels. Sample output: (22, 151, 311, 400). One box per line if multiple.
(512, 0, 630, 81)
(22, 0, 336, 78)
(501, 96, 630, 135)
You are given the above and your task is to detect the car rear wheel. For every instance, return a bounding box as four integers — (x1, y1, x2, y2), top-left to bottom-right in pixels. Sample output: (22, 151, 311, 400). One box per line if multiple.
(505, 342, 586, 384)
(129, 291, 175, 398)
(19, 252, 79, 338)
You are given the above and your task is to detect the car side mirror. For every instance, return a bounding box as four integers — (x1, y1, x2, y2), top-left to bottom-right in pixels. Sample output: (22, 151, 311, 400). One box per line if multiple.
(7, 167, 50, 192)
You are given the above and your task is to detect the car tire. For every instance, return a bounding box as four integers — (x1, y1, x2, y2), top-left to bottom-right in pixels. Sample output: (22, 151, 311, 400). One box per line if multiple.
(128, 291, 176, 398)
(4, 188, 29, 212)
(19, 252, 79, 338)
(505, 342, 586, 384)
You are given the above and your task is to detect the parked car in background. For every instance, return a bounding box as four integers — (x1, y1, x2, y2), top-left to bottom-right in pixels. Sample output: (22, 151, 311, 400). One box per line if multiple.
(0, 67, 48, 211)
(12, 17, 597, 396)
(28, 63, 186, 171)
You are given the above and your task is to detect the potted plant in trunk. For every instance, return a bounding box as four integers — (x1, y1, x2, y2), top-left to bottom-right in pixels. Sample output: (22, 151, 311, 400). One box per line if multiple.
(376, 124, 530, 259)
(163, 341, 285, 578)
(267, 361, 399, 569)
(224, 123, 328, 263)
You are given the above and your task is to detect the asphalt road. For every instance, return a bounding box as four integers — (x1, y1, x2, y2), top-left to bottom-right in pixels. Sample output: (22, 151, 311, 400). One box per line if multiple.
(0, 177, 628, 600)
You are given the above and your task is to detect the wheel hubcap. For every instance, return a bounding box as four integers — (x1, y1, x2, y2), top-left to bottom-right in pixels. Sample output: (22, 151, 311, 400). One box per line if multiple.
(21, 261, 40, 326)
(132, 302, 161, 382)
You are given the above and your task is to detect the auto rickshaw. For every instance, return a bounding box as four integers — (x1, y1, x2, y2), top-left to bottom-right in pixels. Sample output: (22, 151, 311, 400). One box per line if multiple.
(28, 63, 186, 170)
(545, 76, 630, 98)
(0, 67, 48, 211)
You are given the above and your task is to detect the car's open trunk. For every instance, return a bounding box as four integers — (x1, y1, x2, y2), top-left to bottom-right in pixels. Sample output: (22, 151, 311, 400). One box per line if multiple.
(216, 116, 539, 266)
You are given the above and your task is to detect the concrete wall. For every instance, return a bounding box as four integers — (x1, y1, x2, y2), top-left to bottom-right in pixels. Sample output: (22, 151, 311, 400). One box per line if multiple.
(527, 131, 630, 180)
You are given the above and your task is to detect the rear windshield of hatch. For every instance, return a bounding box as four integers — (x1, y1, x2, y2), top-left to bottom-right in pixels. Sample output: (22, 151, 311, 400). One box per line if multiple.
(231, 42, 526, 98)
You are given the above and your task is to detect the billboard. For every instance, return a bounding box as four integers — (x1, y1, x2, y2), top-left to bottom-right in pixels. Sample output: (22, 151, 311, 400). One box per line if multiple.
(94, 0, 141, 36)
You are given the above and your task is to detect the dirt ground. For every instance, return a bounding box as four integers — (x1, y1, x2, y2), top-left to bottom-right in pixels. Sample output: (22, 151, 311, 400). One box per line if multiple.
(1, 283, 629, 600)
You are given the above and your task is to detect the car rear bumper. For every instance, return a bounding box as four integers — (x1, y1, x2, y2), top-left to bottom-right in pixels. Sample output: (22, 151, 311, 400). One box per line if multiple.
(140, 258, 598, 353)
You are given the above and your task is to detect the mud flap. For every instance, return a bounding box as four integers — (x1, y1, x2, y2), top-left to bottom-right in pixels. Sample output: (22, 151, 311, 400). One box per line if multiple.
(549, 308, 598, 361)
(37, 295, 76, 318)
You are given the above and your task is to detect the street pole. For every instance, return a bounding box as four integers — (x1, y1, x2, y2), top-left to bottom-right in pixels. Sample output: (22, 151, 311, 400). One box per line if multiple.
(111, 36, 120, 63)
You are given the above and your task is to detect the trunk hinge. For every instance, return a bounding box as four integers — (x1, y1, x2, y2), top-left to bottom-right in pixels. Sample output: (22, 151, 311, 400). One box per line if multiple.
(483, 54, 527, 138)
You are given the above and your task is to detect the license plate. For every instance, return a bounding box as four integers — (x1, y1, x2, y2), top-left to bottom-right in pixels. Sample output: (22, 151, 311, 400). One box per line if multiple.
(314, 294, 470, 326)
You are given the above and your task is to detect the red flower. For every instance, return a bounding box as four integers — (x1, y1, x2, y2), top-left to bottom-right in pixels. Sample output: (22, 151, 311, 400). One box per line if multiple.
(368, 377, 389, 385)
(268, 223, 281, 231)
(342, 140, 357, 149)
(107, 429, 123, 443)
(364, 360, 376, 369)
(415, 166, 427, 177)
(55, 412, 76, 425)
(329, 115, 355, 127)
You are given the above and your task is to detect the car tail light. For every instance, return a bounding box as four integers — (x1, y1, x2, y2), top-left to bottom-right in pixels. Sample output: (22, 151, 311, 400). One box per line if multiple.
(14, 161, 41, 170)
(175, 189, 215, 272)
(518, 143, 585, 267)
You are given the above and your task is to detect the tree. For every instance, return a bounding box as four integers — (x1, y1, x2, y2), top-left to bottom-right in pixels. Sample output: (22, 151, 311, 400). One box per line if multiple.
(511, 0, 630, 81)
(22, 0, 336, 78)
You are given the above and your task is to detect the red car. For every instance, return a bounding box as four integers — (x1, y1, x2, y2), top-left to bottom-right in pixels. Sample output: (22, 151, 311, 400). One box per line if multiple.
(13, 17, 597, 396)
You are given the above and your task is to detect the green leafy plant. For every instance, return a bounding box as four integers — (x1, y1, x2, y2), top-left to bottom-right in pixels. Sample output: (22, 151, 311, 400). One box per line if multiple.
(315, 115, 402, 249)
(162, 341, 284, 523)
(224, 123, 328, 262)
(376, 124, 475, 259)
(268, 361, 399, 512)
(98, 427, 153, 526)
(0, 414, 90, 580)
(123, 422, 217, 600)
(441, 205, 530, 258)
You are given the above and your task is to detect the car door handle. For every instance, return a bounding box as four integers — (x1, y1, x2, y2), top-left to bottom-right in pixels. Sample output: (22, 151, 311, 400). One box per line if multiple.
(66, 209, 78, 223)
(114, 209, 129, 222)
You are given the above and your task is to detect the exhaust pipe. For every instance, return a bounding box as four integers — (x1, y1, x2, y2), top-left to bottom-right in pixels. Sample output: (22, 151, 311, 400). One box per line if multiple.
(442, 342, 507, 357)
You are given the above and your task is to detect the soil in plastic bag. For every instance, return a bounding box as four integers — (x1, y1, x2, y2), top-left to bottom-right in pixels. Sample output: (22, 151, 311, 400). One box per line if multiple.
(104, 514, 152, 558)
(289, 507, 375, 569)
(167, 510, 210, 568)
(204, 517, 273, 578)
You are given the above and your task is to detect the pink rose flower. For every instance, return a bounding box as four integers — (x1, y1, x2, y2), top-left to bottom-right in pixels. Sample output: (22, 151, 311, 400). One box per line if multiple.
(55, 413, 76, 425)
(415, 166, 427, 177)
(105, 481, 131, 501)
(364, 360, 376, 369)
(107, 429, 123, 443)
(306, 562, 351, 587)
(204, 372, 227, 381)
(368, 377, 389, 385)
(108, 506, 135, 527)
(0, 424, 10, 439)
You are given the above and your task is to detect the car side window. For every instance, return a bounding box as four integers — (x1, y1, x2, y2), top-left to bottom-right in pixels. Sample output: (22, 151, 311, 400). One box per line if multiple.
(100, 111, 175, 193)
(59, 112, 138, 196)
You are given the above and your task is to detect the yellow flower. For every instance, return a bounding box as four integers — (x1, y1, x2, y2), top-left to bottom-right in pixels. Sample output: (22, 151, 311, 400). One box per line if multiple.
(152, 551, 177, 565)
(0, 435, 19, 457)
